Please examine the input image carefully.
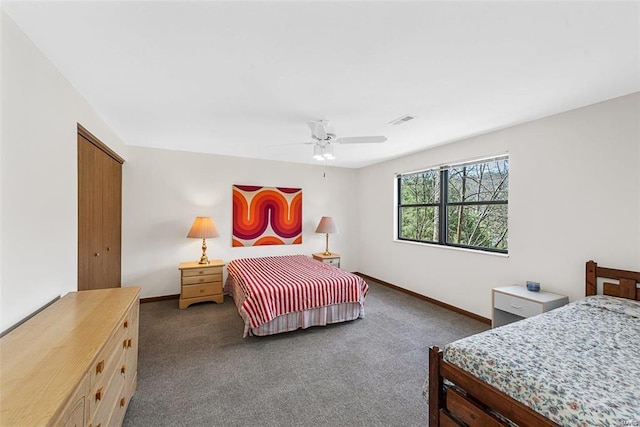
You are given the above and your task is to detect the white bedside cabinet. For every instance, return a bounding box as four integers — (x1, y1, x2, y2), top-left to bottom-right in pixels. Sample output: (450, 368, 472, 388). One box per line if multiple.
(492, 285, 568, 328)
(312, 253, 340, 268)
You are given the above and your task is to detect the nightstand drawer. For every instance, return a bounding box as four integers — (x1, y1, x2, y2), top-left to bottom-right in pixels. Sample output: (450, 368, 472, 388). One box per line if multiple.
(324, 258, 339, 266)
(182, 266, 223, 277)
(182, 283, 222, 299)
(494, 292, 543, 318)
(182, 273, 222, 285)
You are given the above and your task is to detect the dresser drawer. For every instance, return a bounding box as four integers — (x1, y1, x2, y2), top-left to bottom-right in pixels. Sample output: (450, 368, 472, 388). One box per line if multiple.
(182, 283, 222, 299)
(108, 380, 129, 427)
(89, 321, 128, 395)
(88, 348, 126, 426)
(494, 292, 543, 318)
(182, 273, 222, 285)
(182, 266, 223, 277)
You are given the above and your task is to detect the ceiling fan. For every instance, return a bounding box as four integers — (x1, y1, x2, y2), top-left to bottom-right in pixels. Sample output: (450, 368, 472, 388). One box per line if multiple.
(304, 120, 387, 161)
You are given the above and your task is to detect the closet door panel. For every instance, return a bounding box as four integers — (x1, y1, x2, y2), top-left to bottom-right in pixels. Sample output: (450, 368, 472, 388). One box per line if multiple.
(78, 135, 104, 291)
(102, 155, 122, 288)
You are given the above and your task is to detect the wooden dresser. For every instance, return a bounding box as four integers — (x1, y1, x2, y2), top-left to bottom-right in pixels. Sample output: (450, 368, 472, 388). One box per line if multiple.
(178, 260, 225, 309)
(0, 287, 140, 426)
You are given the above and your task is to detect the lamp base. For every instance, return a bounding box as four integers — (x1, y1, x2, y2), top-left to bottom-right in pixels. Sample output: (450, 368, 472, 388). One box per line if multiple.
(323, 233, 331, 256)
(198, 238, 209, 264)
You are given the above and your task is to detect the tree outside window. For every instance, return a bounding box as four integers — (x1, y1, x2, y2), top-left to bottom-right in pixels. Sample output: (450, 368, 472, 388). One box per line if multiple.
(397, 156, 508, 253)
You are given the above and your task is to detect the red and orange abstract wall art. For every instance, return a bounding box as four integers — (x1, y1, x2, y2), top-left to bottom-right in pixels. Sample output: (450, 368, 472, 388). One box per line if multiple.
(232, 185, 302, 246)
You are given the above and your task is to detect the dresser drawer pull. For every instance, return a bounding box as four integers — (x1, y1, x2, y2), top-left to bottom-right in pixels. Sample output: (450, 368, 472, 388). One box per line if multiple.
(96, 360, 105, 374)
(95, 387, 103, 401)
(510, 303, 523, 309)
(123, 339, 128, 349)
(198, 270, 206, 275)
(121, 364, 127, 374)
(127, 338, 133, 348)
(200, 288, 205, 293)
(120, 397, 126, 407)
(124, 320, 129, 328)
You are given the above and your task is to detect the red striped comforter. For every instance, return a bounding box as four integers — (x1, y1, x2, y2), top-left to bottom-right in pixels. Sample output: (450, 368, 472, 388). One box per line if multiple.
(226, 255, 368, 329)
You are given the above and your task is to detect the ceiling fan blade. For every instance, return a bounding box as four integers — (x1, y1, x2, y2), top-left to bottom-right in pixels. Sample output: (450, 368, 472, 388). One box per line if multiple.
(267, 142, 314, 148)
(307, 121, 327, 140)
(336, 136, 387, 144)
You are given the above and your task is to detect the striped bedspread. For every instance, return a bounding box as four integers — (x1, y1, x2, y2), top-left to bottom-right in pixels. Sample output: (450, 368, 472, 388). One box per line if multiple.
(226, 255, 368, 329)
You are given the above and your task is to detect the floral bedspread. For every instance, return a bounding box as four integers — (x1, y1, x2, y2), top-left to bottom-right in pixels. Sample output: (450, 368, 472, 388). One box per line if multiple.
(443, 295, 640, 427)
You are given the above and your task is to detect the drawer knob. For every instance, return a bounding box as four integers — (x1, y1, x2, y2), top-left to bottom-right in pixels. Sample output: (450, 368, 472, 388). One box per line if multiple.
(94, 252, 100, 257)
(95, 387, 103, 401)
(200, 288, 205, 293)
(123, 339, 128, 349)
(96, 360, 104, 374)
(127, 338, 133, 348)
(199, 278, 204, 282)
(121, 365, 127, 375)
(120, 397, 126, 407)
(124, 320, 129, 328)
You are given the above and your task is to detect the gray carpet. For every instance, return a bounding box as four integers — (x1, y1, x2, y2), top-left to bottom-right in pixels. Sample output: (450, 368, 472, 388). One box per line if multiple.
(123, 279, 488, 427)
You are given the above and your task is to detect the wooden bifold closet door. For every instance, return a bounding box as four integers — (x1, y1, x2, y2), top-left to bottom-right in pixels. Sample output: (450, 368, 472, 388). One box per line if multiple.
(78, 125, 124, 291)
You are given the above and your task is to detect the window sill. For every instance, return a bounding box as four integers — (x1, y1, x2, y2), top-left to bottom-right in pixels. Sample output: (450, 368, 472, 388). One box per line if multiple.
(393, 239, 509, 257)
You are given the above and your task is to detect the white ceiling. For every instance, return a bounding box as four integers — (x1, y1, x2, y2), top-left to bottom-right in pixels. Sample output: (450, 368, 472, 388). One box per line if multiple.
(3, 1, 639, 168)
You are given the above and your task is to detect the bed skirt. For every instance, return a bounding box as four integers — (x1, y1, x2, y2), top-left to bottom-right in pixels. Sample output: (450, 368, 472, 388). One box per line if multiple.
(224, 275, 364, 337)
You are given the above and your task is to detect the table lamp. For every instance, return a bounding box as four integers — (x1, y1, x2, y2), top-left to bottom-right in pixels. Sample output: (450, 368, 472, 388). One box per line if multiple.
(187, 216, 219, 264)
(315, 216, 339, 256)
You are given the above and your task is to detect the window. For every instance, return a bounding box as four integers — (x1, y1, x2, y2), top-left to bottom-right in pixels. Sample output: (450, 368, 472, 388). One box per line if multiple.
(397, 156, 509, 253)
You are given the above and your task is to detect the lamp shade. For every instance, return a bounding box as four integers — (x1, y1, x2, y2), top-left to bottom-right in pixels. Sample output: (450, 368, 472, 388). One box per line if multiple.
(187, 216, 219, 239)
(313, 144, 325, 161)
(315, 216, 339, 234)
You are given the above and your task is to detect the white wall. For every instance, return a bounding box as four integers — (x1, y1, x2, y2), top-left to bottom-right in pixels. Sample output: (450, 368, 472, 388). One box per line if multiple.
(2, 7, 638, 331)
(121, 146, 358, 298)
(357, 93, 640, 319)
(0, 12, 128, 332)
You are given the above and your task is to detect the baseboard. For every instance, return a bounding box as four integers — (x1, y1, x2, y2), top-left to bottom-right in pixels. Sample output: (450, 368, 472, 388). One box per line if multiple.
(138, 277, 491, 325)
(354, 272, 491, 325)
(140, 294, 179, 304)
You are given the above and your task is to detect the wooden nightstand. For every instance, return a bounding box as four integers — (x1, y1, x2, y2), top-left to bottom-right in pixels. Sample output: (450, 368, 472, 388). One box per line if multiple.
(178, 260, 225, 309)
(492, 285, 568, 328)
(312, 253, 340, 268)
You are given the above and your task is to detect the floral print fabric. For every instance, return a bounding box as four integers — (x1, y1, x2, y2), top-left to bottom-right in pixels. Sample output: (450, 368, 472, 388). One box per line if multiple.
(443, 295, 640, 427)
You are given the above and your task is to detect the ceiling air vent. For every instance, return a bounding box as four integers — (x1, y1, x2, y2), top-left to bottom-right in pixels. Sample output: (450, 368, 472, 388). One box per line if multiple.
(389, 115, 415, 125)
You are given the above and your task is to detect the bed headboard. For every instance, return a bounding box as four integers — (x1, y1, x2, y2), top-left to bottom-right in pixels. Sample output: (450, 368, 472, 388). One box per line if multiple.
(586, 260, 640, 300)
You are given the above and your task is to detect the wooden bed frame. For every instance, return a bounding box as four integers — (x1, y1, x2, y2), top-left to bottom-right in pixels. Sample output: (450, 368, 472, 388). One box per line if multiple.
(428, 260, 640, 427)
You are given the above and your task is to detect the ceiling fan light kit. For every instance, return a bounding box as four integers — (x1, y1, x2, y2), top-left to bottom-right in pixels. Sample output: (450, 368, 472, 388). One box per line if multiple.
(323, 143, 334, 160)
(313, 144, 325, 161)
(306, 120, 387, 161)
(312, 142, 335, 161)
